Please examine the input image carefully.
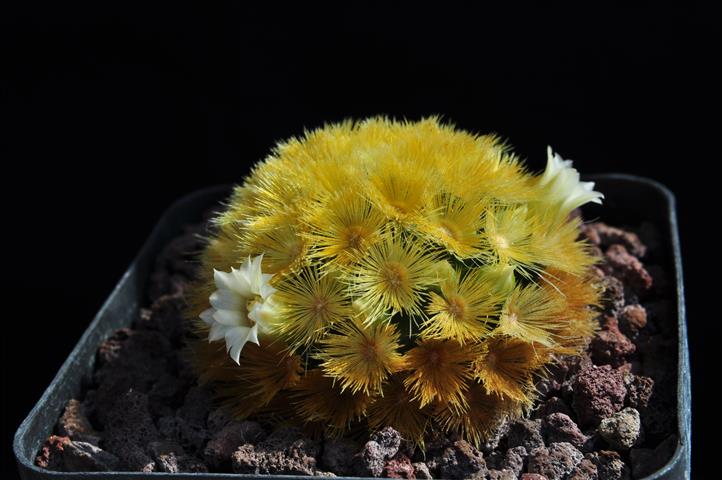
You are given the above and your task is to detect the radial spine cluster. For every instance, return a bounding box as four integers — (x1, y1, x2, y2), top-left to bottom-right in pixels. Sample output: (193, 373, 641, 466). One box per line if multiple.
(188, 117, 603, 445)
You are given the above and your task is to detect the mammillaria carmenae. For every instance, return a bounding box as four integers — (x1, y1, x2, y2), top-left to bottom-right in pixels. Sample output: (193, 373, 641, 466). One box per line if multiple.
(187, 117, 603, 445)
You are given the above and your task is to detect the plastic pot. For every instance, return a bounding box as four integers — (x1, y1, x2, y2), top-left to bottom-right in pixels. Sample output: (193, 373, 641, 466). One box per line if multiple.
(14, 174, 691, 479)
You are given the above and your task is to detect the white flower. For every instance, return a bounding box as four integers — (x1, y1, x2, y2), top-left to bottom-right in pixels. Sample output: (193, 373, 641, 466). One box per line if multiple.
(538, 146, 604, 215)
(199, 254, 278, 364)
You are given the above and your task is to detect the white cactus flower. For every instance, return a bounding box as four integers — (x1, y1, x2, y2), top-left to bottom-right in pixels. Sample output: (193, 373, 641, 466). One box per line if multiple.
(539, 146, 604, 216)
(199, 254, 278, 364)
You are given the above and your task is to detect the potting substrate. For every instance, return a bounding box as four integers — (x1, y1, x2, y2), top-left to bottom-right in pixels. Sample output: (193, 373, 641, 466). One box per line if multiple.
(33, 211, 679, 480)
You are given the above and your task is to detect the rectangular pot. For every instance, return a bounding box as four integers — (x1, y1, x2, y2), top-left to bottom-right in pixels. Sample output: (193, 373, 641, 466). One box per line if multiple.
(13, 174, 691, 479)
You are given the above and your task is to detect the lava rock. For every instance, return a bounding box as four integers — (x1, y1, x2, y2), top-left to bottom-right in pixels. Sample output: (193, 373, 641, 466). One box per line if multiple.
(527, 442, 583, 480)
(618, 304, 648, 340)
(353, 441, 388, 477)
(500, 446, 527, 476)
(93, 329, 171, 425)
(590, 318, 636, 367)
(624, 374, 654, 409)
(138, 293, 187, 345)
(207, 407, 233, 431)
(599, 274, 626, 314)
(581, 223, 647, 258)
(63, 441, 120, 472)
(147, 440, 208, 473)
(322, 437, 359, 476)
(352, 427, 402, 477)
(412, 462, 432, 479)
(435, 440, 487, 480)
(567, 458, 598, 480)
(371, 426, 402, 458)
(603, 244, 653, 293)
(598, 407, 642, 450)
(173, 386, 214, 453)
(117, 443, 157, 472)
(384, 454, 415, 478)
(204, 421, 266, 469)
(231, 427, 320, 476)
(585, 450, 630, 480)
(629, 435, 678, 478)
(57, 399, 100, 444)
(487, 469, 517, 479)
(538, 397, 573, 418)
(104, 390, 159, 469)
(572, 365, 626, 426)
(542, 413, 588, 448)
(35, 435, 70, 471)
(506, 418, 544, 451)
(148, 373, 191, 417)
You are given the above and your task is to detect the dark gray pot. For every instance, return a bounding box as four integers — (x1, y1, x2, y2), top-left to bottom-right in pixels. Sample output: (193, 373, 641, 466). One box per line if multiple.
(13, 174, 691, 479)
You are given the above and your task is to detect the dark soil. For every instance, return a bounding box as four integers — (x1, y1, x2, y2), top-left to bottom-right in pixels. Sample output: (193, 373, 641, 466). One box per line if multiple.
(36, 218, 679, 479)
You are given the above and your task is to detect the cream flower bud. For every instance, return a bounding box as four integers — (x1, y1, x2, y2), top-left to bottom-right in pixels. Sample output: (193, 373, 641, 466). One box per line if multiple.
(538, 146, 604, 217)
(199, 254, 278, 364)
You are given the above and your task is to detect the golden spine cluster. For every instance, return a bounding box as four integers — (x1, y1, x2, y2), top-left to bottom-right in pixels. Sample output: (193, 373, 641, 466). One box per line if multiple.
(187, 117, 601, 445)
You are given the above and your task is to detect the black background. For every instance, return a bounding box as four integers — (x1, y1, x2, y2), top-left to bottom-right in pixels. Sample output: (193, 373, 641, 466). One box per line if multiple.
(1, 3, 716, 477)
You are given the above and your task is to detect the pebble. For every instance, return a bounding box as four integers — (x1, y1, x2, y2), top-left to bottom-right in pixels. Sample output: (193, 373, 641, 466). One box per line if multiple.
(598, 407, 643, 450)
(527, 442, 583, 480)
(572, 365, 626, 426)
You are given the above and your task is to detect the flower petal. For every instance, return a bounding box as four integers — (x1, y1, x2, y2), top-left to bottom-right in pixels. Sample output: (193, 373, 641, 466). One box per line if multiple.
(213, 309, 244, 326)
(225, 325, 252, 364)
(209, 322, 231, 342)
(230, 267, 253, 297)
(259, 273, 276, 299)
(210, 289, 241, 311)
(199, 308, 215, 326)
(214, 269, 238, 291)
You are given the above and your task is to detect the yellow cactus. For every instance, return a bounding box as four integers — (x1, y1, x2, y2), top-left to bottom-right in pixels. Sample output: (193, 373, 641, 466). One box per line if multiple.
(187, 116, 603, 445)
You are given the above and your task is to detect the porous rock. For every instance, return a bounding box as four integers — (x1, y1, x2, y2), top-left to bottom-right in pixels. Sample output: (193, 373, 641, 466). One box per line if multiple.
(204, 420, 265, 469)
(35, 435, 70, 471)
(590, 317, 635, 367)
(581, 222, 647, 258)
(57, 399, 100, 444)
(618, 304, 648, 340)
(322, 437, 359, 476)
(500, 445, 527, 476)
(624, 374, 654, 409)
(567, 458, 598, 480)
(62, 441, 120, 472)
(572, 365, 626, 426)
(598, 407, 642, 450)
(412, 462, 432, 479)
(352, 427, 402, 477)
(384, 454, 415, 478)
(435, 440, 487, 480)
(585, 450, 630, 480)
(603, 244, 653, 293)
(103, 390, 159, 470)
(507, 418, 544, 451)
(527, 442, 583, 480)
(542, 413, 588, 449)
(231, 426, 319, 476)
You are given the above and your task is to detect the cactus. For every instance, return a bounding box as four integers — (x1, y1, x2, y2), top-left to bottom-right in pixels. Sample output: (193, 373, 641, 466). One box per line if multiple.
(187, 117, 603, 445)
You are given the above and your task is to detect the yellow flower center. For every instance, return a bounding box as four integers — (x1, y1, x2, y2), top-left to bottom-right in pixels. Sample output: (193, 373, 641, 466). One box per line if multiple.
(381, 261, 408, 293)
(245, 295, 263, 324)
(310, 296, 330, 319)
(445, 294, 467, 320)
(343, 225, 366, 250)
